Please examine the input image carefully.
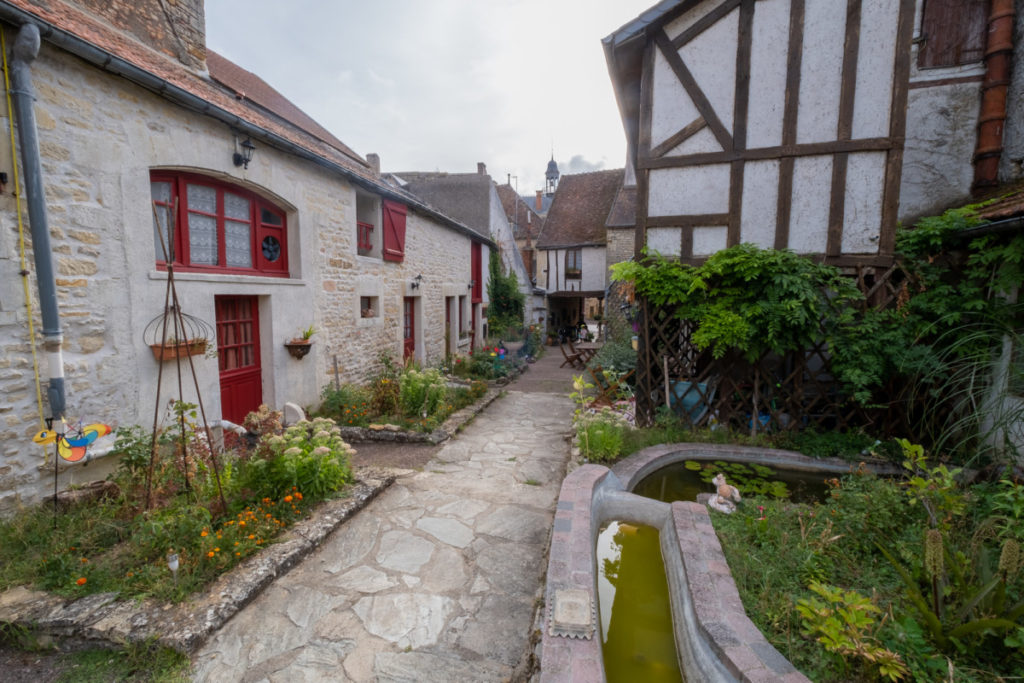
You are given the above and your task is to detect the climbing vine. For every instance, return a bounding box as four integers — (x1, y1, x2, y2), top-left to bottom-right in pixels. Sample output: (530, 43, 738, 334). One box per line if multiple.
(486, 249, 525, 337)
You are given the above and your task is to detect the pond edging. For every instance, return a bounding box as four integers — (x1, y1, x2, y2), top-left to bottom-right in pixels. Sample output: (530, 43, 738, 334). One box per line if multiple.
(541, 442, 898, 682)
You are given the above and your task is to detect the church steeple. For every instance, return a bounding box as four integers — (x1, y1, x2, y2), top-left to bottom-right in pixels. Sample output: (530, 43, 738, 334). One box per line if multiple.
(545, 154, 560, 196)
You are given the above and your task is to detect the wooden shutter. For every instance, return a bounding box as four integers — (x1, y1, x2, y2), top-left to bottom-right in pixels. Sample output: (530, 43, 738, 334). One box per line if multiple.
(918, 0, 989, 69)
(382, 200, 407, 262)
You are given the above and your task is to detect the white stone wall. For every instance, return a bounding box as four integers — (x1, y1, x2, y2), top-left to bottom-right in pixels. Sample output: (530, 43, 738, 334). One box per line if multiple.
(0, 40, 476, 511)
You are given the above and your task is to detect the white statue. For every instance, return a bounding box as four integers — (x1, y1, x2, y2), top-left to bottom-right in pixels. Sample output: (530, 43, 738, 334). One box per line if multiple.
(706, 473, 742, 514)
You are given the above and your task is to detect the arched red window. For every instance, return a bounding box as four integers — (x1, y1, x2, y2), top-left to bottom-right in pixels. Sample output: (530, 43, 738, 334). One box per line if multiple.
(150, 172, 288, 277)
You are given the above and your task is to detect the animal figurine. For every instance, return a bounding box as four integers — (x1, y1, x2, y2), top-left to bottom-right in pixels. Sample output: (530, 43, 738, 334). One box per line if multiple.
(705, 473, 742, 514)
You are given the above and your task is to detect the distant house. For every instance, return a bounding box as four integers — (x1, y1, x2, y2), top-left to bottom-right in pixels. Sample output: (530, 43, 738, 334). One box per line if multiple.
(391, 164, 537, 334)
(495, 182, 548, 326)
(603, 0, 1023, 265)
(0, 0, 494, 510)
(536, 169, 624, 331)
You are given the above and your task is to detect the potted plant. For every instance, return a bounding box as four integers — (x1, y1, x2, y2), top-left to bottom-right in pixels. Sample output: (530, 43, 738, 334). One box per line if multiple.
(284, 326, 315, 359)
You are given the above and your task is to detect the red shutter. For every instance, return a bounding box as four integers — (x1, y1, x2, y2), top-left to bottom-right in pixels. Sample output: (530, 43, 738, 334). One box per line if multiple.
(382, 200, 407, 262)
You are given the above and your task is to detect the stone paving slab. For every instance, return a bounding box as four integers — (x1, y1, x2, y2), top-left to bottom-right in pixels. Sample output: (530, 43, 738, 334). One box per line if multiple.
(193, 388, 574, 682)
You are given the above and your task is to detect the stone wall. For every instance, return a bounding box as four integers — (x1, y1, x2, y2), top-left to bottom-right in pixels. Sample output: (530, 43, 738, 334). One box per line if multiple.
(0, 35, 474, 511)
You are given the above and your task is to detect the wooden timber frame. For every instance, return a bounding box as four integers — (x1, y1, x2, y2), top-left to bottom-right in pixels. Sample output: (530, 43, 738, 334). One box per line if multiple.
(625, 0, 916, 262)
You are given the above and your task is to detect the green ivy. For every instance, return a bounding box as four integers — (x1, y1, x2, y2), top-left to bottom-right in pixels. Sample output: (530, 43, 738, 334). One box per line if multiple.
(487, 249, 525, 337)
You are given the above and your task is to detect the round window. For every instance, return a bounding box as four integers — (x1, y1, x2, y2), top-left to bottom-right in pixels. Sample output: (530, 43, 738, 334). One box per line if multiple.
(261, 236, 281, 262)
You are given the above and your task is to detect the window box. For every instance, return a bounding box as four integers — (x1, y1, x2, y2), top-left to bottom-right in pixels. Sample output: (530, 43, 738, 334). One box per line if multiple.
(284, 340, 313, 359)
(149, 338, 208, 362)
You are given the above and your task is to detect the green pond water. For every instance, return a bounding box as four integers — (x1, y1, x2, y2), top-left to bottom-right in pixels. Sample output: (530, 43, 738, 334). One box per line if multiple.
(632, 459, 831, 505)
(597, 521, 684, 683)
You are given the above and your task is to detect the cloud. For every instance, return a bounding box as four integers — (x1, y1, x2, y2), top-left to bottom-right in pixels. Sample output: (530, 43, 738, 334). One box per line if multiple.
(562, 155, 607, 174)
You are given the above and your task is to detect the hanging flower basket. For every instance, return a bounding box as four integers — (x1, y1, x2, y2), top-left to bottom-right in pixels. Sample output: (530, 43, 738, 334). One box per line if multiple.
(149, 338, 208, 362)
(284, 340, 313, 359)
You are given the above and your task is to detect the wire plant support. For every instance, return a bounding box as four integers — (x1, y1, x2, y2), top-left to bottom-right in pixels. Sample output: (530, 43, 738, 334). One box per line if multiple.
(144, 199, 227, 512)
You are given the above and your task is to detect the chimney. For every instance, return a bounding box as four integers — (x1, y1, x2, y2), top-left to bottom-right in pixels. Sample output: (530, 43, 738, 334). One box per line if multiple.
(477, 162, 487, 175)
(74, 0, 206, 71)
(366, 153, 381, 177)
(535, 190, 543, 211)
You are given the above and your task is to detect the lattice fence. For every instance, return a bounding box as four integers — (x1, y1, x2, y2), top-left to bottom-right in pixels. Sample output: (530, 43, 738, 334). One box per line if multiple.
(634, 262, 916, 435)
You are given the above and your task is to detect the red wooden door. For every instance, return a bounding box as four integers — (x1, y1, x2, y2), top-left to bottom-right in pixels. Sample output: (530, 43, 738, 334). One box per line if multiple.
(471, 242, 482, 302)
(216, 296, 262, 424)
(403, 297, 415, 360)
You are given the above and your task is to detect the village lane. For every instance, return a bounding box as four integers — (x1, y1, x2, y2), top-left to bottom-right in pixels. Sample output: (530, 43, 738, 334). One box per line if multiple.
(192, 352, 576, 682)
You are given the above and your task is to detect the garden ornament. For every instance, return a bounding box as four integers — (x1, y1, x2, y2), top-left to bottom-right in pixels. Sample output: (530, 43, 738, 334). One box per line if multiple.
(706, 473, 742, 514)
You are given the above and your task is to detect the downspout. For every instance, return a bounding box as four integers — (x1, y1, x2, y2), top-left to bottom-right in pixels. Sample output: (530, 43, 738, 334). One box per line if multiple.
(973, 0, 1015, 194)
(9, 23, 65, 419)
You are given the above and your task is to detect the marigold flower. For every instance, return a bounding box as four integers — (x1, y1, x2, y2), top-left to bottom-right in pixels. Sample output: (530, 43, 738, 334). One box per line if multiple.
(248, 534, 255, 540)
(214, 547, 220, 552)
(295, 492, 303, 500)
(201, 530, 208, 537)
(239, 521, 246, 526)
(76, 577, 87, 586)
(80, 557, 88, 563)
(284, 495, 293, 503)
(207, 551, 215, 558)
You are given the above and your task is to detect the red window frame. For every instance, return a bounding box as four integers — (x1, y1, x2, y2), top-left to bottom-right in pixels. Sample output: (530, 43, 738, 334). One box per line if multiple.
(357, 221, 374, 255)
(150, 171, 288, 277)
(565, 249, 582, 279)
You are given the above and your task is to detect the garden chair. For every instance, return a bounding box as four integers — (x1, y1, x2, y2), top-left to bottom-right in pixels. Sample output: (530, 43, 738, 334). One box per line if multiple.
(559, 341, 584, 369)
(568, 339, 598, 364)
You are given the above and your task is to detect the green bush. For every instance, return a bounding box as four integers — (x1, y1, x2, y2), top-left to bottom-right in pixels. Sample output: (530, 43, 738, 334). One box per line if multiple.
(399, 368, 447, 418)
(241, 417, 353, 500)
(578, 416, 626, 462)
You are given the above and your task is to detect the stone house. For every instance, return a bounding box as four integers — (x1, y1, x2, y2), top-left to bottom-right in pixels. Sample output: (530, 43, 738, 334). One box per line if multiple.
(390, 164, 536, 335)
(495, 182, 548, 327)
(0, 0, 495, 511)
(536, 169, 625, 333)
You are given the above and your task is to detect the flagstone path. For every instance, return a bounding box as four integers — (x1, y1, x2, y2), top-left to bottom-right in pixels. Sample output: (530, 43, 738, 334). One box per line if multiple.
(192, 353, 576, 682)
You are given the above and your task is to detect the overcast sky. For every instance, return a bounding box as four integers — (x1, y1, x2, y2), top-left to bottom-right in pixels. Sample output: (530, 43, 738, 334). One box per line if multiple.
(205, 0, 655, 194)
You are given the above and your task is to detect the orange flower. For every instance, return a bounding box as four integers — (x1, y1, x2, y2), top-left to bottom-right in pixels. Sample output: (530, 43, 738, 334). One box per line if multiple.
(80, 557, 88, 563)
(76, 577, 87, 586)
(239, 521, 246, 527)
(214, 547, 220, 552)
(248, 534, 255, 540)
(200, 530, 208, 537)
(207, 551, 215, 558)
(295, 492, 303, 501)
(284, 495, 293, 503)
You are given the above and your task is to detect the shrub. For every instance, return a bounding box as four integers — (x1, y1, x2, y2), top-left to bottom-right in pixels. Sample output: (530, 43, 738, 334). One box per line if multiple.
(318, 384, 372, 426)
(578, 415, 626, 462)
(241, 417, 354, 500)
(398, 368, 447, 418)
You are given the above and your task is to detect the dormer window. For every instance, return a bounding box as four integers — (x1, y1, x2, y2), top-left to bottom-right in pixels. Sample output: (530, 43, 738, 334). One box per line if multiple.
(150, 172, 287, 276)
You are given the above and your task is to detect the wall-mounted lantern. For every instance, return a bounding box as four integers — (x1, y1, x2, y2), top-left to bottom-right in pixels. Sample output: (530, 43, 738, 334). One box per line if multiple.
(233, 136, 256, 169)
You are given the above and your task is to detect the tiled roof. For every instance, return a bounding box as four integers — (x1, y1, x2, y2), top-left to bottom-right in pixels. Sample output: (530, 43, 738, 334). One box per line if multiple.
(394, 172, 493, 239)
(3, 0, 371, 177)
(496, 183, 543, 241)
(975, 182, 1024, 221)
(206, 51, 361, 163)
(536, 169, 624, 248)
(605, 184, 637, 228)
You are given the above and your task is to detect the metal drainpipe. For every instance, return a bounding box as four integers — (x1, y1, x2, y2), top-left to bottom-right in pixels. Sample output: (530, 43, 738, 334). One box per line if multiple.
(973, 0, 1015, 194)
(9, 23, 65, 419)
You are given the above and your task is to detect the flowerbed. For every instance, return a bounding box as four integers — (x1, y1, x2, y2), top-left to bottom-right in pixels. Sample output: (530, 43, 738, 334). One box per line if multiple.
(0, 404, 354, 604)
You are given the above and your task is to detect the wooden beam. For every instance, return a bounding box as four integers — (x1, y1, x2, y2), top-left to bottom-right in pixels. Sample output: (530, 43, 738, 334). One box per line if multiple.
(672, 0, 742, 48)
(775, 0, 804, 249)
(879, 0, 916, 257)
(655, 30, 734, 150)
(827, 0, 862, 257)
(647, 213, 731, 227)
(642, 136, 893, 169)
(648, 116, 707, 159)
(636, 42, 655, 259)
(728, 0, 755, 247)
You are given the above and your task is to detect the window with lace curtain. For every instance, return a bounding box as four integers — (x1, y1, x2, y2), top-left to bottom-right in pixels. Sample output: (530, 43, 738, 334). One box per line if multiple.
(150, 171, 288, 276)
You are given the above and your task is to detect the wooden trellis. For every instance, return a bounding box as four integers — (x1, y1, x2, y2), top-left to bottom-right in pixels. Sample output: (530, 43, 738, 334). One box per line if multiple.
(634, 263, 915, 436)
